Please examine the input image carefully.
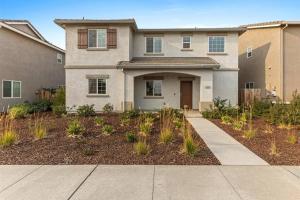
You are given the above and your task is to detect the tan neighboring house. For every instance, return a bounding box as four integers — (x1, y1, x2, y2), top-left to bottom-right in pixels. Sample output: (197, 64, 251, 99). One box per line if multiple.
(239, 21, 300, 102)
(0, 19, 65, 110)
(55, 18, 244, 112)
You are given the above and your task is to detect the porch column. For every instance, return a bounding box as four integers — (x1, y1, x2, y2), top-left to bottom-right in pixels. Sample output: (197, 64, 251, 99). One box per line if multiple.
(123, 73, 134, 111)
(199, 71, 213, 111)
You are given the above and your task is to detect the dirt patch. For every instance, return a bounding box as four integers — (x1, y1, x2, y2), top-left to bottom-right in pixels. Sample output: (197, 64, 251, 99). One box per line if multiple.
(0, 113, 219, 165)
(211, 118, 300, 165)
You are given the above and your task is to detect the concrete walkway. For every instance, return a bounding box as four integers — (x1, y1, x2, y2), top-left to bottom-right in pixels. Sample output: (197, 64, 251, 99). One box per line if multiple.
(0, 165, 299, 200)
(186, 117, 269, 165)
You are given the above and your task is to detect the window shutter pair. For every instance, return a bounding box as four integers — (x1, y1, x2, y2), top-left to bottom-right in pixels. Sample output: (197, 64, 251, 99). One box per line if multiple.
(77, 28, 117, 49)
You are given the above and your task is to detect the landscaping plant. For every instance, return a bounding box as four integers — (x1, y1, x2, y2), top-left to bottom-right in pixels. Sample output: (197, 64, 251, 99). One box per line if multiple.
(102, 124, 114, 135)
(95, 116, 105, 126)
(29, 115, 47, 140)
(134, 141, 149, 155)
(52, 87, 66, 116)
(242, 106, 257, 139)
(77, 104, 96, 117)
(221, 115, 232, 125)
(270, 139, 279, 156)
(287, 132, 298, 144)
(125, 131, 137, 143)
(103, 103, 114, 113)
(66, 119, 85, 137)
(0, 116, 17, 148)
(181, 123, 198, 157)
(159, 107, 175, 144)
(8, 104, 30, 119)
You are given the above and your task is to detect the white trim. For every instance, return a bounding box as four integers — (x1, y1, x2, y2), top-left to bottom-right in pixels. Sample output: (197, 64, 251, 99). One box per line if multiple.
(247, 24, 281, 29)
(182, 35, 191, 49)
(0, 22, 64, 53)
(247, 47, 252, 58)
(208, 35, 226, 53)
(87, 29, 107, 49)
(145, 36, 163, 54)
(2, 80, 22, 99)
(88, 78, 108, 95)
(145, 80, 163, 97)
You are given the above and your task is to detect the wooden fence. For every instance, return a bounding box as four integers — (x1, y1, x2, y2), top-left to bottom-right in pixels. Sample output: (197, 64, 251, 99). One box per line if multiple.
(240, 89, 262, 105)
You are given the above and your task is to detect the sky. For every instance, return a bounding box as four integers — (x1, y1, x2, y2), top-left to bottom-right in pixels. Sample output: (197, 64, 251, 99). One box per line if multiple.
(1, 0, 300, 49)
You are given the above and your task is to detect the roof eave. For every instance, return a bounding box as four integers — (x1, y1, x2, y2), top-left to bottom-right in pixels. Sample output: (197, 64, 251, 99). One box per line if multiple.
(117, 64, 220, 70)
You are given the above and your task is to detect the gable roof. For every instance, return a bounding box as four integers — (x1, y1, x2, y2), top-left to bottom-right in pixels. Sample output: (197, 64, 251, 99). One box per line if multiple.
(241, 21, 300, 29)
(117, 57, 220, 69)
(0, 19, 64, 53)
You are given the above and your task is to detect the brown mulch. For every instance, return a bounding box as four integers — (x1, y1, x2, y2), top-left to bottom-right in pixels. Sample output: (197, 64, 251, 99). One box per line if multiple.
(0, 113, 220, 165)
(211, 118, 300, 165)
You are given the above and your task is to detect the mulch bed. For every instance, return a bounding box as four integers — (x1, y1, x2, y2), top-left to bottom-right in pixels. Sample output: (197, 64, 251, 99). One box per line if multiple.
(211, 118, 300, 165)
(0, 113, 220, 165)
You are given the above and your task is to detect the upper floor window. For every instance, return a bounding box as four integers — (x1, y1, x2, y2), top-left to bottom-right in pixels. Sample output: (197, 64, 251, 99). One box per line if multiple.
(245, 82, 255, 89)
(57, 53, 63, 64)
(208, 36, 225, 53)
(88, 29, 107, 48)
(182, 36, 191, 49)
(146, 37, 162, 53)
(2, 80, 21, 98)
(247, 47, 252, 58)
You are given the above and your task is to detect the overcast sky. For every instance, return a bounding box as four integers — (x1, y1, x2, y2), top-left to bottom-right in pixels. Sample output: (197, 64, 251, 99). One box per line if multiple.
(1, 0, 300, 49)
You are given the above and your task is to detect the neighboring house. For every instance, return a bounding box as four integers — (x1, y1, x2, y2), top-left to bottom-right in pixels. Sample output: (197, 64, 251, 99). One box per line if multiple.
(0, 19, 65, 110)
(55, 18, 243, 112)
(239, 21, 300, 102)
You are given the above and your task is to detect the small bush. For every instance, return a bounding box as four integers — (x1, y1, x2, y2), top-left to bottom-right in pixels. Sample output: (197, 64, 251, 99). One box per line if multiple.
(221, 115, 232, 125)
(159, 128, 173, 144)
(243, 128, 256, 140)
(173, 117, 183, 129)
(120, 116, 130, 127)
(77, 104, 96, 117)
(0, 130, 17, 148)
(270, 140, 279, 156)
(52, 105, 66, 116)
(9, 104, 29, 119)
(182, 135, 198, 157)
(66, 119, 85, 137)
(27, 100, 52, 114)
(125, 131, 137, 143)
(102, 124, 114, 135)
(134, 141, 149, 155)
(95, 116, 105, 126)
(82, 147, 95, 156)
(52, 87, 66, 116)
(252, 99, 272, 117)
(139, 122, 152, 136)
(287, 133, 298, 144)
(232, 120, 243, 131)
(30, 117, 47, 140)
(122, 110, 140, 119)
(103, 103, 113, 113)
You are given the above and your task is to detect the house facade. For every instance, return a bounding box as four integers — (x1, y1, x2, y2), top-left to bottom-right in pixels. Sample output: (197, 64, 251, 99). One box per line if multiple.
(55, 19, 243, 111)
(239, 21, 300, 102)
(0, 20, 65, 110)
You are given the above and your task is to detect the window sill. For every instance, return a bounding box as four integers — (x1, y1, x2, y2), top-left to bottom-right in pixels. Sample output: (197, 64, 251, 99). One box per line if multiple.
(207, 52, 228, 55)
(87, 48, 109, 51)
(181, 48, 193, 51)
(86, 94, 109, 97)
(144, 96, 164, 99)
(144, 53, 164, 56)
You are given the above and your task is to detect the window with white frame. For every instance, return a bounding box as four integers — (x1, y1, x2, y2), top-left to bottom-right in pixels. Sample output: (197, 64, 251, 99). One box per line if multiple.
(146, 37, 162, 53)
(208, 36, 225, 53)
(88, 29, 107, 48)
(182, 35, 191, 49)
(146, 80, 162, 96)
(245, 82, 255, 89)
(2, 80, 21, 98)
(57, 53, 63, 64)
(88, 78, 107, 94)
(247, 47, 252, 58)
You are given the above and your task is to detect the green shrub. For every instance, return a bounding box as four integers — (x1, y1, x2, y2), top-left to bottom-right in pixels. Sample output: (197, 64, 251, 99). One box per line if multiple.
(95, 116, 105, 126)
(139, 122, 152, 136)
(102, 124, 114, 135)
(52, 87, 66, 116)
(243, 128, 256, 140)
(52, 105, 66, 117)
(120, 116, 130, 127)
(0, 129, 17, 148)
(159, 128, 173, 144)
(125, 131, 137, 143)
(221, 115, 232, 125)
(252, 99, 272, 117)
(9, 104, 30, 119)
(232, 120, 244, 131)
(30, 117, 47, 140)
(134, 141, 149, 155)
(173, 117, 183, 129)
(287, 133, 298, 144)
(122, 110, 140, 119)
(66, 119, 85, 137)
(182, 135, 198, 157)
(27, 100, 52, 114)
(103, 103, 113, 113)
(77, 104, 96, 117)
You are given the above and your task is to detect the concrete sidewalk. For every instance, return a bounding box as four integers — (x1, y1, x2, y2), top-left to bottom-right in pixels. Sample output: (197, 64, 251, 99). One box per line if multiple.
(187, 117, 269, 165)
(0, 165, 299, 200)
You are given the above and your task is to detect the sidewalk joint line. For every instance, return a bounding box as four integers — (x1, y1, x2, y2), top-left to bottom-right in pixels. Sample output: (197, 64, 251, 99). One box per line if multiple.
(151, 165, 156, 200)
(281, 166, 300, 179)
(67, 164, 98, 200)
(0, 165, 44, 194)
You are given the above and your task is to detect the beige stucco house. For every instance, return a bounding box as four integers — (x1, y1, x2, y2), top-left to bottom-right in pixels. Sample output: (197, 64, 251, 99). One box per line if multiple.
(239, 21, 300, 102)
(55, 18, 243, 112)
(0, 19, 65, 110)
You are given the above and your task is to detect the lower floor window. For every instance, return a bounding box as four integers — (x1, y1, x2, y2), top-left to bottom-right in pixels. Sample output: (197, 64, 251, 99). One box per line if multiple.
(146, 80, 162, 96)
(245, 82, 255, 89)
(88, 78, 107, 94)
(2, 80, 21, 98)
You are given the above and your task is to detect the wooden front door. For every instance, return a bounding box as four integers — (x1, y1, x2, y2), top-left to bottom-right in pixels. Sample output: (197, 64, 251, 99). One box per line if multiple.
(180, 81, 193, 109)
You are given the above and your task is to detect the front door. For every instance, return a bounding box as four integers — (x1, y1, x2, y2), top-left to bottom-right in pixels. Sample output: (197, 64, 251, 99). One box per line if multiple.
(180, 81, 193, 109)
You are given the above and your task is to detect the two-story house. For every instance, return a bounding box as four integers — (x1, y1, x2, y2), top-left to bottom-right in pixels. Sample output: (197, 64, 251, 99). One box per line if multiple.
(55, 18, 244, 111)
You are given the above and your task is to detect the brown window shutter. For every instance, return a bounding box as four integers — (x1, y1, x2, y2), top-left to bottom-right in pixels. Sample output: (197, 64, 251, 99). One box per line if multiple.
(107, 29, 117, 49)
(78, 29, 88, 49)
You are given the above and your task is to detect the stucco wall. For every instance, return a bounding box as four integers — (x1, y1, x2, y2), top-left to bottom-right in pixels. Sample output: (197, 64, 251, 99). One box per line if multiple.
(65, 68, 124, 111)
(134, 73, 200, 110)
(213, 70, 238, 105)
(133, 32, 239, 69)
(65, 25, 131, 66)
(283, 25, 300, 101)
(239, 27, 281, 98)
(0, 28, 65, 109)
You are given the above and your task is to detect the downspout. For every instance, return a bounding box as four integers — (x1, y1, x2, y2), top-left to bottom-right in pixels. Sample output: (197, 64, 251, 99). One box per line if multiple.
(280, 24, 288, 102)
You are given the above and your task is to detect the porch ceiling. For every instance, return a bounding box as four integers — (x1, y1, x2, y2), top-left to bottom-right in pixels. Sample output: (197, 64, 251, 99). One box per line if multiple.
(117, 57, 220, 70)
